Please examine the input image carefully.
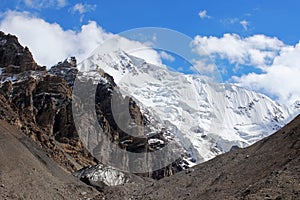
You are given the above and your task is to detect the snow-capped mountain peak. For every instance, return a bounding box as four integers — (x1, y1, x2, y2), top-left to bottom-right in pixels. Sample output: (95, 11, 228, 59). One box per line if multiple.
(77, 49, 299, 164)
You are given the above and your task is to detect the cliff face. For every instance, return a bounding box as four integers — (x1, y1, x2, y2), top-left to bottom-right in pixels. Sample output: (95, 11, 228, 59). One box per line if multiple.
(52, 59, 183, 185)
(0, 31, 41, 73)
(0, 35, 96, 171)
(0, 31, 96, 172)
(0, 31, 182, 183)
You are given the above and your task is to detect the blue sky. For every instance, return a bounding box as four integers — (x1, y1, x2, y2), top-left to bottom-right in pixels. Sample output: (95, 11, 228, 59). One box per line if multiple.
(2, 0, 300, 44)
(0, 0, 300, 104)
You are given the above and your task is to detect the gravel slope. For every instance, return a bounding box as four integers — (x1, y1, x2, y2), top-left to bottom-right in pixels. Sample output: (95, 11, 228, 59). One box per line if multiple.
(0, 120, 99, 200)
(96, 115, 300, 200)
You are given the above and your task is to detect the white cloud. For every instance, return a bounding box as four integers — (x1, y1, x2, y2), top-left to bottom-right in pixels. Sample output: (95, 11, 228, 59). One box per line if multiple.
(192, 60, 217, 74)
(95, 35, 163, 66)
(23, 0, 67, 9)
(159, 51, 175, 62)
(240, 20, 249, 31)
(0, 11, 109, 66)
(198, 10, 211, 19)
(192, 33, 300, 104)
(0, 11, 163, 67)
(72, 3, 96, 14)
(192, 33, 285, 67)
(233, 43, 300, 104)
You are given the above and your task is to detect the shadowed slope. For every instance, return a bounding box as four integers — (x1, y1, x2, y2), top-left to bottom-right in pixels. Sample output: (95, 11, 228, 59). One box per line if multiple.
(98, 115, 300, 199)
(0, 120, 99, 199)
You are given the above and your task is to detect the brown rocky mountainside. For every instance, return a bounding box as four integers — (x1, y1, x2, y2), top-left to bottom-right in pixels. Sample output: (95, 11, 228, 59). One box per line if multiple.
(0, 30, 182, 196)
(97, 114, 300, 200)
(0, 31, 97, 172)
(0, 30, 181, 175)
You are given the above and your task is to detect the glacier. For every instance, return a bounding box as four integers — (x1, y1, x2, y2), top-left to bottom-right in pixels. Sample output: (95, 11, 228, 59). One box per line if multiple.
(77, 49, 299, 165)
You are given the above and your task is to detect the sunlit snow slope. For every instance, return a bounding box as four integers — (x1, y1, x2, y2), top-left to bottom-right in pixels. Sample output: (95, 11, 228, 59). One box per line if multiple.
(78, 50, 299, 164)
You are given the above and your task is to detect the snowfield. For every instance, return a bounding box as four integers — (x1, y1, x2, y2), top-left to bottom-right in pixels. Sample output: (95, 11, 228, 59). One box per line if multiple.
(77, 49, 300, 164)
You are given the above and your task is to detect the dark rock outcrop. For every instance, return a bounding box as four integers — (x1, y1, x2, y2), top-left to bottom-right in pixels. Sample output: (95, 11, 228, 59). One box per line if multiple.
(70, 66, 183, 183)
(0, 31, 183, 185)
(0, 31, 44, 73)
(0, 32, 96, 172)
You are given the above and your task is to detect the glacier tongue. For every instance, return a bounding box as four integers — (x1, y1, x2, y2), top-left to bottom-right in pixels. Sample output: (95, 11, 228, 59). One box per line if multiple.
(78, 50, 299, 164)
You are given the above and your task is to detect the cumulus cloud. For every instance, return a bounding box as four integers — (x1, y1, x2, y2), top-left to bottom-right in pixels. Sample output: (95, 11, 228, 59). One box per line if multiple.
(93, 35, 163, 66)
(192, 33, 285, 67)
(159, 51, 175, 62)
(198, 10, 211, 19)
(0, 11, 164, 67)
(233, 43, 300, 104)
(192, 33, 300, 104)
(71, 3, 96, 14)
(0, 11, 111, 66)
(192, 60, 217, 74)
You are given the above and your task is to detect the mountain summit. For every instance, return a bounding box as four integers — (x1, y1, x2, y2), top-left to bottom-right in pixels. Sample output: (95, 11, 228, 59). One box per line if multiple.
(78, 49, 299, 164)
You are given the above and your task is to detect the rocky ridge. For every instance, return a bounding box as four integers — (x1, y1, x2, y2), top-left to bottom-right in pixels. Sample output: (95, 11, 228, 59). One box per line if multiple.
(0, 34, 96, 172)
(0, 31, 184, 190)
